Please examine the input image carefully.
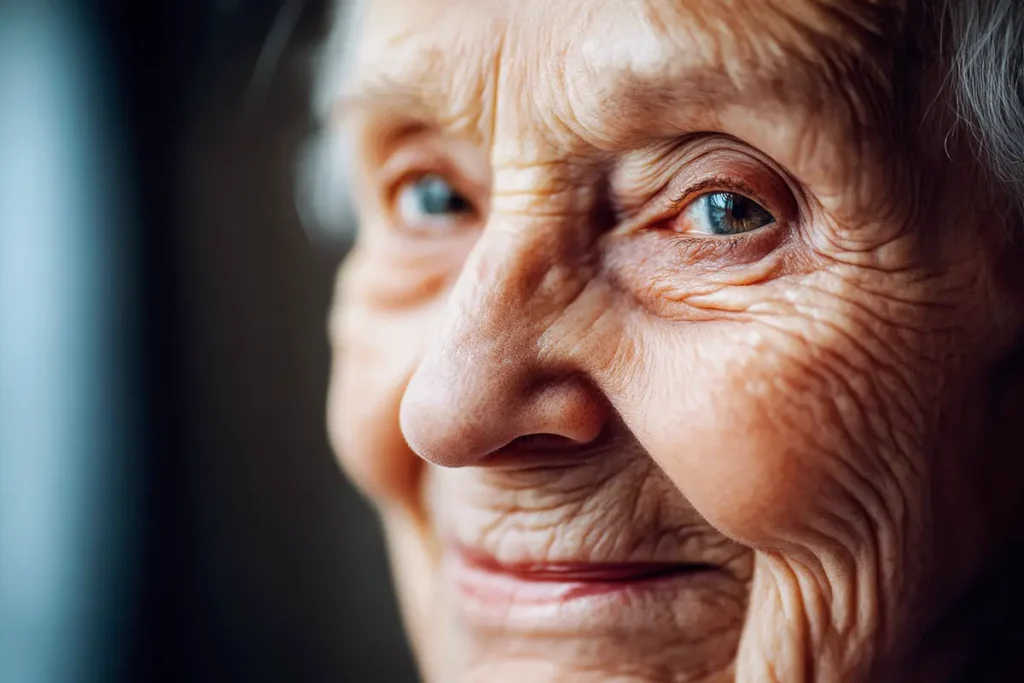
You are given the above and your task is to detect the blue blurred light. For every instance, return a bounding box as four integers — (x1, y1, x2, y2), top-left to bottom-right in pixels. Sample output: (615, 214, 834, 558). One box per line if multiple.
(0, 3, 136, 683)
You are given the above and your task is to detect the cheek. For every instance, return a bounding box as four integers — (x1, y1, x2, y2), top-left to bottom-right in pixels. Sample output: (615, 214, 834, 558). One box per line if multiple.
(327, 291, 436, 506)
(609, 317, 914, 550)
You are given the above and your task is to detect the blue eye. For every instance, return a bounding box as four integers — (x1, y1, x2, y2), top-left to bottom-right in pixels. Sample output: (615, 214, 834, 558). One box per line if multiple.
(683, 192, 775, 235)
(396, 174, 473, 227)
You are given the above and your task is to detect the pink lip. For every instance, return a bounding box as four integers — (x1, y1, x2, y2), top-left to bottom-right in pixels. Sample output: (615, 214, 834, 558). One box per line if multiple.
(443, 546, 734, 635)
(450, 546, 713, 605)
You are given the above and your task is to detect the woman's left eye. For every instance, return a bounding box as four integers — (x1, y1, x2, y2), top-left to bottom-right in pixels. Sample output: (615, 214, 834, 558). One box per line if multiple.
(679, 191, 775, 236)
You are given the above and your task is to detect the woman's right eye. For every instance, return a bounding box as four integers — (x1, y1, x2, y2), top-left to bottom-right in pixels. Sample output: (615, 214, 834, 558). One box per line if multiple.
(394, 173, 475, 230)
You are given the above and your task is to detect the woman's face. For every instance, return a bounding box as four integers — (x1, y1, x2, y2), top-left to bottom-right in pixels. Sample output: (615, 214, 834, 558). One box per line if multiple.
(327, 1, 1024, 681)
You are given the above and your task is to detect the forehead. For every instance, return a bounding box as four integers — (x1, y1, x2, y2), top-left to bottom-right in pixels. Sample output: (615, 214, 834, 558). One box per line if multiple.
(358, 0, 902, 54)
(340, 0, 915, 191)
(343, 0, 911, 158)
(350, 0, 905, 120)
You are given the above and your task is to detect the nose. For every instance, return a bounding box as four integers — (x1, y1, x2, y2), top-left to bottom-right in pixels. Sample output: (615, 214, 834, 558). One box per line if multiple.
(399, 229, 609, 467)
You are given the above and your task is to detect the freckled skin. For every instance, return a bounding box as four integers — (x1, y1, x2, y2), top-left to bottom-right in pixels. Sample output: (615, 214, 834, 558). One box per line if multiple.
(326, 0, 1024, 681)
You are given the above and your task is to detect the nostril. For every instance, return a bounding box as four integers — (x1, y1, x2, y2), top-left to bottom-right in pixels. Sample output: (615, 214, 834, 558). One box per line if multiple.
(479, 428, 610, 471)
(501, 433, 586, 452)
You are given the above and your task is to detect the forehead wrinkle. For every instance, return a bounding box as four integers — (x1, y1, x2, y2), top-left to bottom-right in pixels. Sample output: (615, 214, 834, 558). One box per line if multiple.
(546, 0, 907, 152)
(342, 8, 501, 140)
(343, 0, 914, 182)
(340, 70, 487, 141)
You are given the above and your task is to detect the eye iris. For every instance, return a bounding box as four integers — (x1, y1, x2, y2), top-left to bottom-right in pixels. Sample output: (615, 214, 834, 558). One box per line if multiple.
(414, 174, 470, 216)
(705, 192, 773, 234)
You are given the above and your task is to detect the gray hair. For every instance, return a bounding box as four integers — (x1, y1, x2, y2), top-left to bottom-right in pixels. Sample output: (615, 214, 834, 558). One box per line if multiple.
(946, 0, 1024, 222)
(296, 0, 366, 245)
(298, 0, 1024, 242)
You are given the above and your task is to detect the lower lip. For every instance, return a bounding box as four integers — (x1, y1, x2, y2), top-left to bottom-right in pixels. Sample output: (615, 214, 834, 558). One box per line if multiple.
(446, 549, 720, 632)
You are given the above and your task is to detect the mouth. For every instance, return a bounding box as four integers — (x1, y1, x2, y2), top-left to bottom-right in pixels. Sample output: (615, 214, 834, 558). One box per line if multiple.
(445, 545, 732, 634)
(426, 448, 751, 645)
(455, 546, 716, 597)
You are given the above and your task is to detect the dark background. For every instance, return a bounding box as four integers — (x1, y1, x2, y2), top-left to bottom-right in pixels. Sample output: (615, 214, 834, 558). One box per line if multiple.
(116, 2, 416, 681)
(0, 1, 417, 682)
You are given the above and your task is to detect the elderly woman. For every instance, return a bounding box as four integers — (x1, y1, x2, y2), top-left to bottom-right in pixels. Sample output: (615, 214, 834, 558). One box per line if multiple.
(312, 0, 1024, 680)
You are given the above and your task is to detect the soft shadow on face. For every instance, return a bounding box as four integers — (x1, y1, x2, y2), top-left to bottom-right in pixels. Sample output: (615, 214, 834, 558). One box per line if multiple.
(326, 1, 1024, 682)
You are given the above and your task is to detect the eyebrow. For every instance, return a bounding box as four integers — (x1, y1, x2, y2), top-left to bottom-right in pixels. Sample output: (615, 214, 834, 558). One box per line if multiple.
(334, 79, 437, 121)
(337, 62, 843, 156)
(335, 8, 897, 156)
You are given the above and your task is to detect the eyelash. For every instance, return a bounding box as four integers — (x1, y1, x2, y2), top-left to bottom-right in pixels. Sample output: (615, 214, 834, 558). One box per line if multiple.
(647, 176, 792, 262)
(664, 174, 776, 219)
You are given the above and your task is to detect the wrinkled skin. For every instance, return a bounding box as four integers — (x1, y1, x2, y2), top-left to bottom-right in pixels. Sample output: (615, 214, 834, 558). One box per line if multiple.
(326, 1, 1024, 681)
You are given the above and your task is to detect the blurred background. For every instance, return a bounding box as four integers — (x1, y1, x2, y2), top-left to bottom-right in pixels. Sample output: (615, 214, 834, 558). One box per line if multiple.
(0, 1, 417, 681)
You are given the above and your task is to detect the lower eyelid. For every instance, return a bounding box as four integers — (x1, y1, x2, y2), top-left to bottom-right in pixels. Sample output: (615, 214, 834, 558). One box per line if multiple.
(658, 219, 788, 267)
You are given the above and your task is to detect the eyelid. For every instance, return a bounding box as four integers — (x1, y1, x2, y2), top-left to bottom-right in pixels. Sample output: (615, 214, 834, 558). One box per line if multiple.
(375, 135, 489, 209)
(372, 142, 490, 242)
(610, 139, 799, 236)
(378, 143, 457, 198)
(613, 176, 786, 238)
(663, 177, 769, 215)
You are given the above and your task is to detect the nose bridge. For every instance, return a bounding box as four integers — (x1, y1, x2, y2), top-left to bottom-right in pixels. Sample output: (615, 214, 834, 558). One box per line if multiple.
(425, 207, 579, 404)
(441, 158, 596, 358)
(399, 166, 608, 467)
(451, 228, 563, 348)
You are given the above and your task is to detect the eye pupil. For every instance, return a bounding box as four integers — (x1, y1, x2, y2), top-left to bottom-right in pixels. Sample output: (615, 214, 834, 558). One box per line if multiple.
(704, 192, 773, 235)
